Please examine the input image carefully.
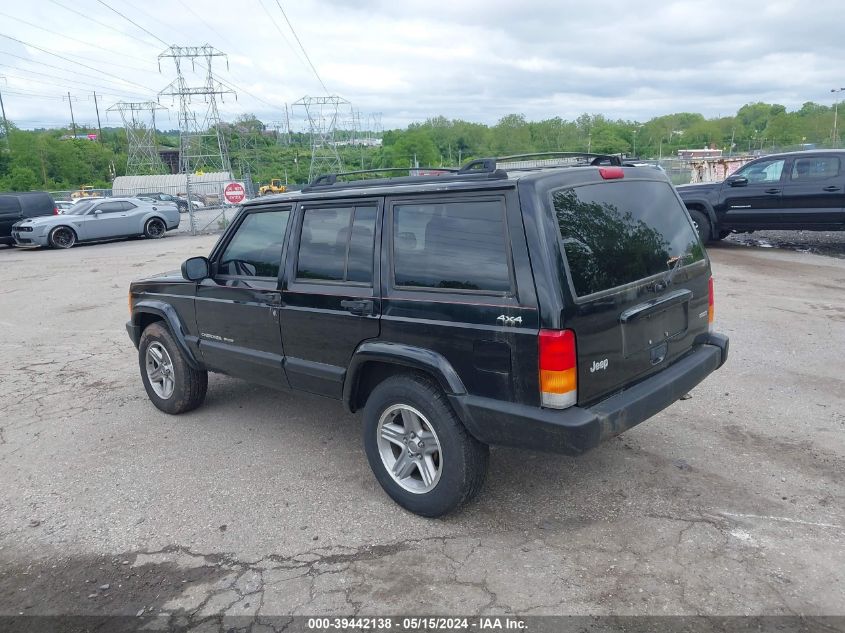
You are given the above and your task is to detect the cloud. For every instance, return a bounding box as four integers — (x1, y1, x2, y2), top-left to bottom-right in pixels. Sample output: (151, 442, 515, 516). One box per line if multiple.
(0, 0, 841, 130)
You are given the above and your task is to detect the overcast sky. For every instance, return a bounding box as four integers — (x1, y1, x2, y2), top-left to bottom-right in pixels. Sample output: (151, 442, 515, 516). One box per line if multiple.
(0, 0, 841, 131)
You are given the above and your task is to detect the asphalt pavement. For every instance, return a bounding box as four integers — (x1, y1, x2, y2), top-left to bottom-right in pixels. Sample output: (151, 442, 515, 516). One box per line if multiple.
(0, 233, 843, 627)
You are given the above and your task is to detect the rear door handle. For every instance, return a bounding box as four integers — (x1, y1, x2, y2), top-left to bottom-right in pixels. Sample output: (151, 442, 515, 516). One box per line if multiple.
(340, 299, 374, 316)
(765, 188, 781, 194)
(823, 186, 840, 192)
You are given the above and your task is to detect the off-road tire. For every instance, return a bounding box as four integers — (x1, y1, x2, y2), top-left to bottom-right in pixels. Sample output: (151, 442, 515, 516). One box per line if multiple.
(48, 226, 77, 249)
(144, 217, 166, 239)
(362, 374, 489, 517)
(138, 322, 207, 414)
(688, 209, 712, 243)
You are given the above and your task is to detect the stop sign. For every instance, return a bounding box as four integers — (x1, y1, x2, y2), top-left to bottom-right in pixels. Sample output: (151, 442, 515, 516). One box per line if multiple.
(223, 182, 246, 204)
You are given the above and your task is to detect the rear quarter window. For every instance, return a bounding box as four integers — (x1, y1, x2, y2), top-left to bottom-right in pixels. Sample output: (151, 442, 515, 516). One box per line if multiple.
(392, 198, 511, 293)
(553, 180, 704, 297)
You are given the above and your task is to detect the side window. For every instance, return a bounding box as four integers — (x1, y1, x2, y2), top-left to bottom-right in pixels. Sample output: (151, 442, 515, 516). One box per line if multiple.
(121, 201, 138, 211)
(96, 202, 124, 214)
(392, 198, 511, 293)
(791, 157, 840, 181)
(218, 209, 290, 278)
(736, 158, 785, 183)
(296, 205, 377, 284)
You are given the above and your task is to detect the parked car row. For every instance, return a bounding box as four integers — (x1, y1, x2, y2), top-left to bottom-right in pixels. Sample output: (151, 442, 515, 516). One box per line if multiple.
(1, 194, 180, 249)
(3, 150, 845, 251)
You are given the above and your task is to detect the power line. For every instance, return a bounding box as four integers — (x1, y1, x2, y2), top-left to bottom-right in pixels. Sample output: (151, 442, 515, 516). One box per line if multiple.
(0, 50, 153, 99)
(274, 0, 329, 93)
(87, 1, 284, 114)
(47, 0, 162, 50)
(0, 89, 66, 100)
(0, 64, 146, 98)
(94, 0, 170, 48)
(175, 0, 239, 51)
(0, 10, 152, 65)
(255, 0, 310, 72)
(0, 33, 158, 94)
(211, 72, 279, 111)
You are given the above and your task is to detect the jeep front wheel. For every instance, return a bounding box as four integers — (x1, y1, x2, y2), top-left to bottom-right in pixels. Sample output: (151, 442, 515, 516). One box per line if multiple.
(138, 322, 207, 414)
(362, 374, 489, 517)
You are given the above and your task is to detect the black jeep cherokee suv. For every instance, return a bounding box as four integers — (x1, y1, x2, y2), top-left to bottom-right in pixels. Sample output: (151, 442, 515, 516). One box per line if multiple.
(127, 154, 729, 517)
(678, 149, 845, 243)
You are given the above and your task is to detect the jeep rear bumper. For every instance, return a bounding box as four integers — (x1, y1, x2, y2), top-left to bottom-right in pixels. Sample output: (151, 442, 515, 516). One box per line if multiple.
(449, 333, 728, 455)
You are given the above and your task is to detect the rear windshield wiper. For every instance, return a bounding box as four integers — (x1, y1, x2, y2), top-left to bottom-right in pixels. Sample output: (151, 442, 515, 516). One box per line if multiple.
(664, 252, 693, 286)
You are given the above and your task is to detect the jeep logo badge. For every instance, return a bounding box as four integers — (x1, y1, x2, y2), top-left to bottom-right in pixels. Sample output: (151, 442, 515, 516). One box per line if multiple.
(590, 359, 609, 373)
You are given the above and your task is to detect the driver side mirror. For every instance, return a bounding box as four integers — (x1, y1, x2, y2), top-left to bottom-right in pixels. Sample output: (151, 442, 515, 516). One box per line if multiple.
(181, 256, 210, 281)
(93, 209, 102, 215)
(727, 175, 748, 187)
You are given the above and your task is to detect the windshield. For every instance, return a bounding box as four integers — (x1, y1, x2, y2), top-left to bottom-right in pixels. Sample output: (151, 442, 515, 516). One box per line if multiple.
(552, 180, 704, 297)
(66, 201, 95, 215)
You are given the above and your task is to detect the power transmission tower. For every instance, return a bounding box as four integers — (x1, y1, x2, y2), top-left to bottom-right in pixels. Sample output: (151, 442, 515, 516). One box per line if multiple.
(158, 45, 234, 175)
(0, 77, 9, 149)
(294, 95, 348, 181)
(107, 101, 167, 175)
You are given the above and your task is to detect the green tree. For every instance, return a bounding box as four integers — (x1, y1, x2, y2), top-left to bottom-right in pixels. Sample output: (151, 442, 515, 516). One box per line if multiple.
(6, 166, 38, 191)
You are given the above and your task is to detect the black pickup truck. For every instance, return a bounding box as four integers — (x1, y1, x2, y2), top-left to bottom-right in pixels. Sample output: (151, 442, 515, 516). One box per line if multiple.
(677, 149, 845, 243)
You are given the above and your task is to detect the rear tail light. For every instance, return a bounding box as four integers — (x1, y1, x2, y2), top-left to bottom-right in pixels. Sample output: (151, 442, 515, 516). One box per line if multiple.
(53, 207, 59, 215)
(539, 329, 577, 409)
(708, 276, 715, 327)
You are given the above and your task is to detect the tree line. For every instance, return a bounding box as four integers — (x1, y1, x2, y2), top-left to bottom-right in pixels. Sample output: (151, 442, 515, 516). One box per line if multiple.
(0, 101, 841, 192)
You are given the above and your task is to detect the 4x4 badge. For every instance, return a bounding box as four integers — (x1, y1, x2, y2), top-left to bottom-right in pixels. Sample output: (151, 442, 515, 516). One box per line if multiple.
(496, 315, 522, 326)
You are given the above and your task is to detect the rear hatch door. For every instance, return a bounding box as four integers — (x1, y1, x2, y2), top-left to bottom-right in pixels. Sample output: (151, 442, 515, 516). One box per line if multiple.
(550, 175, 711, 406)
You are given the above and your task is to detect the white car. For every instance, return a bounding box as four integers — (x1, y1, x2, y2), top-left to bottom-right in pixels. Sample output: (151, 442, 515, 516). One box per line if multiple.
(11, 197, 180, 249)
(55, 201, 74, 213)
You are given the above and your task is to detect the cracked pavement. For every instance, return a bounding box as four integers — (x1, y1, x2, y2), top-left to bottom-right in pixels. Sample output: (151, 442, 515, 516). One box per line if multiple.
(0, 235, 844, 627)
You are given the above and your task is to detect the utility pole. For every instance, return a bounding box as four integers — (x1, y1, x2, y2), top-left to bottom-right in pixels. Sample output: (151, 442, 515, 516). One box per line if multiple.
(0, 82, 10, 148)
(92, 91, 103, 141)
(831, 88, 845, 148)
(65, 92, 77, 137)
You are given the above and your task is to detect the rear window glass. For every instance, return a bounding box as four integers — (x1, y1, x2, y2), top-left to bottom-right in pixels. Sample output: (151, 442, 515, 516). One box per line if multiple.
(393, 199, 511, 293)
(553, 181, 704, 297)
(791, 156, 840, 180)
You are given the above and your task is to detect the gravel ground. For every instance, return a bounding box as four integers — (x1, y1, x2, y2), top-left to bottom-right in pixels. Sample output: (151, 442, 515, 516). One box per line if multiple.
(725, 229, 845, 259)
(0, 234, 843, 628)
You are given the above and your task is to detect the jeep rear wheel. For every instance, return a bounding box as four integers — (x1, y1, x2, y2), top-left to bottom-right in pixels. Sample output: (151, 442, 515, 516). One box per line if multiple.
(362, 374, 489, 517)
(688, 209, 712, 243)
(49, 226, 76, 249)
(138, 322, 207, 414)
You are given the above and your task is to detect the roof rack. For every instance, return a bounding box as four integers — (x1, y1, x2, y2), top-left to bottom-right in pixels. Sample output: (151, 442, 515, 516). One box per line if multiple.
(302, 165, 507, 192)
(495, 152, 623, 167)
(301, 152, 623, 191)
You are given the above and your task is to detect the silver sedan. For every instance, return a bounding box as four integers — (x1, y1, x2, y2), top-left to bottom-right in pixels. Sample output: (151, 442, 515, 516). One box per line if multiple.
(11, 198, 180, 249)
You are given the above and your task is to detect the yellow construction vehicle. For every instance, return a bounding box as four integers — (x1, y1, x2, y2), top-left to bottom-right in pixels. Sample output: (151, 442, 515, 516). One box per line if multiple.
(259, 179, 287, 195)
(70, 185, 99, 200)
